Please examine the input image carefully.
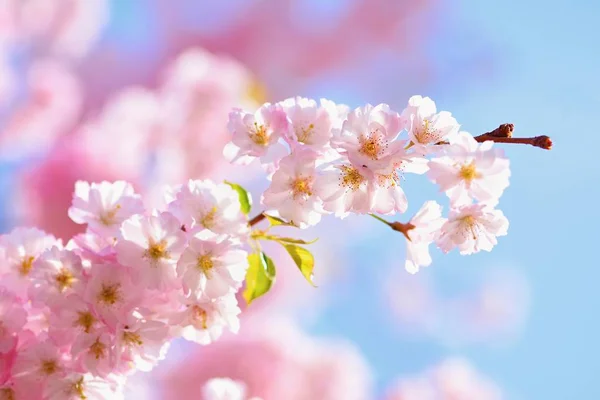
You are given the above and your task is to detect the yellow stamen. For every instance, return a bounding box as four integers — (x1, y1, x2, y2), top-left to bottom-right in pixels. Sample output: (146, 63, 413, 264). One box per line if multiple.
(459, 161, 479, 182)
(97, 283, 121, 306)
(89, 338, 106, 360)
(19, 256, 35, 276)
(460, 215, 479, 240)
(197, 254, 214, 278)
(98, 204, 121, 226)
(377, 170, 400, 188)
(291, 177, 313, 198)
(250, 122, 269, 146)
(122, 331, 143, 347)
(199, 206, 218, 229)
(41, 359, 59, 376)
(144, 240, 169, 263)
(75, 311, 96, 333)
(339, 166, 365, 191)
(296, 123, 315, 143)
(359, 131, 386, 160)
(192, 306, 209, 330)
(72, 377, 87, 399)
(55, 269, 75, 292)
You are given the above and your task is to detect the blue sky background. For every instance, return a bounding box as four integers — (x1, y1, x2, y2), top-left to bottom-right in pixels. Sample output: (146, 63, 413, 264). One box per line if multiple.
(1, 1, 598, 399)
(303, 1, 598, 399)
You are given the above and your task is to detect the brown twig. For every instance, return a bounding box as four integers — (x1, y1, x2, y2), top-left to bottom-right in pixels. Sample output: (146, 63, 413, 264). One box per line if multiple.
(248, 212, 266, 227)
(473, 123, 552, 150)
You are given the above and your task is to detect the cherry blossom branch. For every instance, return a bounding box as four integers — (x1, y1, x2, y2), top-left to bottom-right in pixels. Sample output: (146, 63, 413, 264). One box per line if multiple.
(248, 212, 266, 227)
(473, 123, 553, 150)
(369, 213, 415, 241)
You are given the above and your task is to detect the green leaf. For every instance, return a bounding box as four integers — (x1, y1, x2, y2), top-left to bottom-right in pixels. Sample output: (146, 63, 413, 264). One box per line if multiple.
(252, 233, 318, 245)
(243, 252, 276, 305)
(224, 181, 252, 215)
(264, 214, 295, 227)
(281, 244, 316, 287)
(275, 237, 318, 245)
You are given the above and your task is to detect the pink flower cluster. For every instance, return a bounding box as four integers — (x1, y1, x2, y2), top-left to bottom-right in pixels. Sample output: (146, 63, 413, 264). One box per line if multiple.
(0, 179, 250, 399)
(385, 358, 502, 400)
(14, 48, 262, 240)
(225, 95, 511, 273)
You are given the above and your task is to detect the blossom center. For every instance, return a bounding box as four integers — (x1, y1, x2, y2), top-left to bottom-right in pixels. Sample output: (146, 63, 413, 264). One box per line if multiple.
(75, 311, 96, 333)
(377, 169, 400, 188)
(89, 338, 106, 360)
(191, 305, 209, 330)
(250, 122, 269, 146)
(97, 283, 121, 305)
(460, 215, 479, 240)
(459, 161, 479, 182)
(19, 256, 35, 276)
(123, 331, 143, 347)
(145, 240, 169, 263)
(415, 119, 441, 144)
(55, 269, 75, 292)
(296, 123, 315, 143)
(359, 131, 386, 160)
(339, 166, 365, 191)
(291, 177, 313, 198)
(41, 359, 59, 376)
(72, 377, 86, 399)
(197, 254, 214, 277)
(99, 204, 121, 226)
(1, 388, 15, 400)
(199, 207, 218, 229)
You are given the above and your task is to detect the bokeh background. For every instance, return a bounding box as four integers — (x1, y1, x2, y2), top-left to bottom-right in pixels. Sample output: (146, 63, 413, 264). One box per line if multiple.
(0, 0, 597, 399)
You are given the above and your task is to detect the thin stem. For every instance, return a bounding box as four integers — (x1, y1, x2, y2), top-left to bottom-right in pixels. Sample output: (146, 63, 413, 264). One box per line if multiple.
(369, 214, 415, 241)
(368, 213, 392, 226)
(248, 212, 266, 227)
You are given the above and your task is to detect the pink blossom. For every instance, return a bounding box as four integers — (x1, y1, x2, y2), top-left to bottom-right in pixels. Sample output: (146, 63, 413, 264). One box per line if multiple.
(71, 329, 115, 378)
(403, 201, 446, 274)
(315, 162, 373, 217)
(45, 373, 125, 400)
(437, 204, 509, 255)
(428, 132, 510, 206)
(223, 104, 289, 167)
(0, 227, 58, 297)
(262, 149, 326, 228)
(67, 232, 117, 265)
(28, 247, 85, 307)
(0, 289, 27, 353)
(400, 95, 460, 152)
(83, 264, 140, 327)
(168, 180, 249, 236)
(332, 103, 403, 171)
(116, 212, 187, 291)
(68, 180, 145, 238)
(278, 97, 336, 151)
(202, 377, 247, 400)
(170, 294, 241, 345)
(48, 294, 100, 346)
(177, 233, 248, 298)
(12, 340, 65, 383)
(114, 318, 170, 373)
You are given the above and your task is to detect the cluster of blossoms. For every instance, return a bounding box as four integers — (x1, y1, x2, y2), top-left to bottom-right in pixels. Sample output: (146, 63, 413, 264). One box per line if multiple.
(0, 180, 250, 399)
(226, 95, 511, 274)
